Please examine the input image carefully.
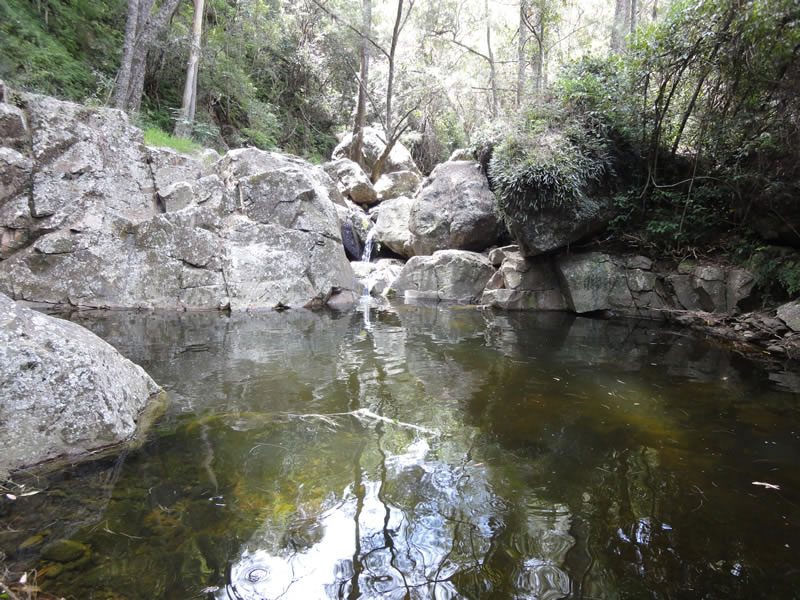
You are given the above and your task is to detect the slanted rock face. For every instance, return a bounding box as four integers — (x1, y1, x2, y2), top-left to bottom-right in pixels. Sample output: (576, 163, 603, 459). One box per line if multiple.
(0, 93, 356, 310)
(408, 161, 503, 256)
(332, 127, 420, 176)
(323, 158, 378, 206)
(0, 293, 162, 476)
(373, 195, 414, 257)
(388, 250, 495, 303)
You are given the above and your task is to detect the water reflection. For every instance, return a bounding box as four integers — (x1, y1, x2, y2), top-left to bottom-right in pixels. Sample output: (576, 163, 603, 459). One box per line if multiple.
(2, 304, 799, 600)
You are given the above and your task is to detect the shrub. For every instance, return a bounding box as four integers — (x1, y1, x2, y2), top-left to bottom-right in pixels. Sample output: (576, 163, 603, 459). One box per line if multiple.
(485, 105, 613, 225)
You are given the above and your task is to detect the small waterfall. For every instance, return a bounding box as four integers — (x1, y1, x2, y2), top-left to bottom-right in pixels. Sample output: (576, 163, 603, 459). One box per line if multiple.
(361, 227, 378, 263)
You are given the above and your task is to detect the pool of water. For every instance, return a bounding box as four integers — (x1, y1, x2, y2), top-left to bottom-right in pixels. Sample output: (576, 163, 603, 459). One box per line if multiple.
(2, 303, 799, 599)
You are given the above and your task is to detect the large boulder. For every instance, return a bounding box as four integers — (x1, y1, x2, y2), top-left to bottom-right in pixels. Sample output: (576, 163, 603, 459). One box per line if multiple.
(373, 195, 414, 257)
(0, 293, 163, 476)
(332, 127, 420, 176)
(387, 250, 495, 303)
(323, 158, 378, 206)
(408, 161, 504, 256)
(508, 191, 614, 257)
(0, 92, 356, 310)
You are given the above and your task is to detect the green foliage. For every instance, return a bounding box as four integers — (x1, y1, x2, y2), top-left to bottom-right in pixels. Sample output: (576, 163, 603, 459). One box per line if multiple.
(143, 127, 202, 155)
(746, 246, 800, 300)
(485, 105, 613, 225)
(609, 185, 731, 254)
(0, 0, 124, 100)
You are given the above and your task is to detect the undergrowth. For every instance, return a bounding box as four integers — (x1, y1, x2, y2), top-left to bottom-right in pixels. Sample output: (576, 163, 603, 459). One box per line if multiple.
(142, 127, 203, 155)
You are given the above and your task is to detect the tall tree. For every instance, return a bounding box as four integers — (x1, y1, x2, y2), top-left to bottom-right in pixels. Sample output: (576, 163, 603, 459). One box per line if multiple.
(351, 0, 372, 164)
(174, 0, 205, 138)
(485, 0, 498, 117)
(369, 0, 418, 182)
(517, 0, 529, 107)
(114, 0, 184, 112)
(610, 0, 629, 51)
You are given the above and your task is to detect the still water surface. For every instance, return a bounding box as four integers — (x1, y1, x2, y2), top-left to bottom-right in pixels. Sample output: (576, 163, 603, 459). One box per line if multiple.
(3, 303, 800, 599)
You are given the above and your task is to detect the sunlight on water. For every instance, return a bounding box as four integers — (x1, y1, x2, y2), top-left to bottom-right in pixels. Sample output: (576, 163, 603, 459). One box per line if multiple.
(2, 304, 799, 599)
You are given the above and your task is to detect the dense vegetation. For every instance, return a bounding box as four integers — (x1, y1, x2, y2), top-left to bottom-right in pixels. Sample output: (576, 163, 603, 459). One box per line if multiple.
(1, 0, 798, 297)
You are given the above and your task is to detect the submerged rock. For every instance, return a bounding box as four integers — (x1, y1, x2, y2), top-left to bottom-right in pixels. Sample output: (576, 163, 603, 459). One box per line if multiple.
(0, 293, 163, 476)
(408, 161, 504, 256)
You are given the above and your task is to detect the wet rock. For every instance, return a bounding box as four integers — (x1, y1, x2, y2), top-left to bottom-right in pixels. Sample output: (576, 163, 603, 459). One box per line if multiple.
(0, 293, 162, 476)
(388, 250, 495, 303)
(373, 195, 414, 257)
(374, 170, 422, 202)
(409, 161, 503, 256)
(352, 258, 404, 296)
(332, 127, 420, 176)
(323, 158, 377, 206)
(335, 199, 372, 261)
(41, 539, 90, 563)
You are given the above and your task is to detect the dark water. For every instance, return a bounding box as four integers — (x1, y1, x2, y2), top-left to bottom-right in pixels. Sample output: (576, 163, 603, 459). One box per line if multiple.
(2, 303, 800, 599)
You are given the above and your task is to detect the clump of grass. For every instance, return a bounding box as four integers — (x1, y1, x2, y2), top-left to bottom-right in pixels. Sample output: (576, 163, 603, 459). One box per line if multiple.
(142, 127, 202, 155)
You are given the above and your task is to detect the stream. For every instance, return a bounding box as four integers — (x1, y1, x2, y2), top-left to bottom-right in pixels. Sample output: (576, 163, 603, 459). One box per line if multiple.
(2, 303, 799, 599)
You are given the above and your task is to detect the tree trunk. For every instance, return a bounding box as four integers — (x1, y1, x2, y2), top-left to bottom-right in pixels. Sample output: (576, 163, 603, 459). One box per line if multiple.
(630, 0, 637, 36)
(350, 0, 372, 165)
(610, 0, 629, 51)
(485, 0, 498, 117)
(175, 0, 205, 138)
(517, 0, 528, 107)
(114, 0, 184, 112)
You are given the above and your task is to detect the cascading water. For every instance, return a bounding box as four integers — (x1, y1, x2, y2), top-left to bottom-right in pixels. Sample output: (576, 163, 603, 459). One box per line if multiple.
(361, 227, 378, 263)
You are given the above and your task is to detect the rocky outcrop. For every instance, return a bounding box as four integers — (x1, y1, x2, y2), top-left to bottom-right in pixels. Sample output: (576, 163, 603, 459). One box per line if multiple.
(323, 158, 378, 206)
(388, 250, 495, 303)
(0, 91, 356, 310)
(481, 248, 566, 311)
(0, 293, 163, 476)
(332, 127, 420, 176)
(408, 161, 504, 256)
(373, 195, 414, 257)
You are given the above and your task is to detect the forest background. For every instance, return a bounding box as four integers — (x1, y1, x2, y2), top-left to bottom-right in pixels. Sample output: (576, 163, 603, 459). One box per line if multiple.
(1, 0, 798, 300)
